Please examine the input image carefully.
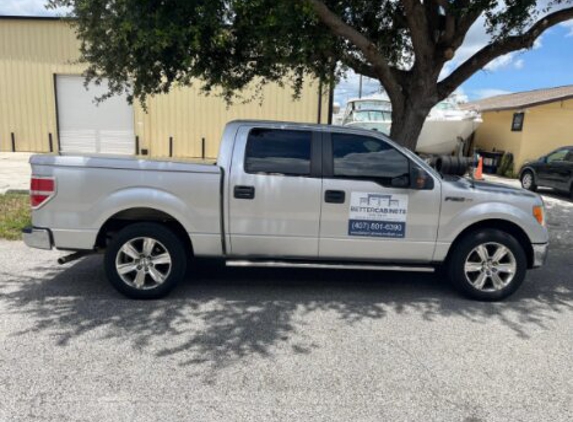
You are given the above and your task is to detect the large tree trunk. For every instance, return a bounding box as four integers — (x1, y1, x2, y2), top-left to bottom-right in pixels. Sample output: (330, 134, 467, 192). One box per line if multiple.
(389, 98, 433, 152)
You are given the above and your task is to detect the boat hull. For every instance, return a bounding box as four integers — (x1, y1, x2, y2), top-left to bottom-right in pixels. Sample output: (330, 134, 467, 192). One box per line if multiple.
(344, 117, 480, 155)
(416, 117, 480, 155)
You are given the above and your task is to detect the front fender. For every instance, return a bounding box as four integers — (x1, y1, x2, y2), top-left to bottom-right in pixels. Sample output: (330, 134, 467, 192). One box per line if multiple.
(438, 202, 548, 245)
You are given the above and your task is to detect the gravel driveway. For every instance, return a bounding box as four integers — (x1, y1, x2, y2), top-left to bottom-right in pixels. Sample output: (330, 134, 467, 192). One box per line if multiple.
(1, 183, 572, 422)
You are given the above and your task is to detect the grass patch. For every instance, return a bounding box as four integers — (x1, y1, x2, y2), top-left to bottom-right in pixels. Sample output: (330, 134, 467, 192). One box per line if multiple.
(0, 194, 31, 240)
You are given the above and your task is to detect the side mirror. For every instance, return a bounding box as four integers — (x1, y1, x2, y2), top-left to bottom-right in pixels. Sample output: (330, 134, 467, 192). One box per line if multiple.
(411, 167, 434, 190)
(390, 175, 410, 188)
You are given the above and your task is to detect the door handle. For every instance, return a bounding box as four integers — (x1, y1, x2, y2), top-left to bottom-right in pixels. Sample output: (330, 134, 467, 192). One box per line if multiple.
(234, 185, 255, 200)
(325, 190, 345, 204)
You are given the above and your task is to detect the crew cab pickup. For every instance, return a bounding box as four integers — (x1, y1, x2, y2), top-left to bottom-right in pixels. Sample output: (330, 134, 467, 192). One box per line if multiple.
(23, 121, 549, 300)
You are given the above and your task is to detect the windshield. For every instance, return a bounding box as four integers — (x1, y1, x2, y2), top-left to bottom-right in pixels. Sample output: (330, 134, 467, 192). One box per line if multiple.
(434, 102, 457, 111)
(349, 110, 390, 122)
(352, 101, 391, 111)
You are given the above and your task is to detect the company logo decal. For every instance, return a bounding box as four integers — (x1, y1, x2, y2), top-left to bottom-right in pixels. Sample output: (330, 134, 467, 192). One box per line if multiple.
(348, 192, 408, 238)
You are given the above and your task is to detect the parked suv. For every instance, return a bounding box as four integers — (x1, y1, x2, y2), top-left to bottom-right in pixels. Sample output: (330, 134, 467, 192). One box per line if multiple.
(519, 147, 573, 198)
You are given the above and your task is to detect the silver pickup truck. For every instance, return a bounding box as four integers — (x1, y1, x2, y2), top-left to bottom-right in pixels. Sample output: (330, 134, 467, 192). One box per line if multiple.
(23, 120, 548, 301)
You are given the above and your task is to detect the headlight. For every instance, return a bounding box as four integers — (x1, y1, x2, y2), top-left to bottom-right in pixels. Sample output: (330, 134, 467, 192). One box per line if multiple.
(533, 205, 545, 226)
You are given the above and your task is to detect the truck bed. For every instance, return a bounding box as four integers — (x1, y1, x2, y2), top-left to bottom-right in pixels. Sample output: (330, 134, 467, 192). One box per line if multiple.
(29, 154, 223, 255)
(30, 154, 220, 174)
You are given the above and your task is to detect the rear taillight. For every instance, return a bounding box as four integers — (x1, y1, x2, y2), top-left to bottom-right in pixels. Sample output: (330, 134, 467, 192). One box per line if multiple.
(30, 176, 56, 208)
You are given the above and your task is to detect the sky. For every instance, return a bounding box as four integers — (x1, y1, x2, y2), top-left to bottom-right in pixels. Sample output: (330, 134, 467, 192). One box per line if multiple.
(2, 0, 573, 107)
(336, 15, 573, 107)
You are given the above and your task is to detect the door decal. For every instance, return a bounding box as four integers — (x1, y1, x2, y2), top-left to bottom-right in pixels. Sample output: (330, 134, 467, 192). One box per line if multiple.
(348, 192, 408, 238)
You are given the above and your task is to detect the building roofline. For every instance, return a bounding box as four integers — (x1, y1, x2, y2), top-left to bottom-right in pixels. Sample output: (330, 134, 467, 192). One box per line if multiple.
(0, 15, 65, 21)
(463, 85, 573, 112)
(470, 94, 573, 113)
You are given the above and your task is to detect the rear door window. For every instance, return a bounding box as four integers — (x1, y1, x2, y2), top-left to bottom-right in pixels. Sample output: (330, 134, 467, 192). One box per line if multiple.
(245, 129, 312, 176)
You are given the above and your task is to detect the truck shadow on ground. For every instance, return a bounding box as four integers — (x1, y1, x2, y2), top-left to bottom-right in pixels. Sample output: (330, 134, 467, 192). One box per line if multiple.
(1, 247, 572, 373)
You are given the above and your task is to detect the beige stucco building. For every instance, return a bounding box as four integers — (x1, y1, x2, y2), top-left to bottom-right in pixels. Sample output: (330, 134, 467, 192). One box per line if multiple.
(466, 86, 573, 170)
(0, 16, 331, 158)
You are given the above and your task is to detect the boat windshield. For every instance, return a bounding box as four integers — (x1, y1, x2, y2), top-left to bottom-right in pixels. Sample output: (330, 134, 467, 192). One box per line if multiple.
(348, 110, 390, 122)
(352, 101, 391, 111)
(434, 101, 457, 111)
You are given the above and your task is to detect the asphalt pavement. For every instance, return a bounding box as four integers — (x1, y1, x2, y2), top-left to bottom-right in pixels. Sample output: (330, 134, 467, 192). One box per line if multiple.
(1, 184, 572, 422)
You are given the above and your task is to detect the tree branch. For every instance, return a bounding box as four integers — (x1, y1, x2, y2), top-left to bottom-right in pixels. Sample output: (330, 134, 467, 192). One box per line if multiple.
(338, 54, 378, 80)
(451, 2, 483, 49)
(424, 0, 442, 38)
(307, 0, 402, 101)
(438, 7, 573, 99)
(401, 0, 434, 65)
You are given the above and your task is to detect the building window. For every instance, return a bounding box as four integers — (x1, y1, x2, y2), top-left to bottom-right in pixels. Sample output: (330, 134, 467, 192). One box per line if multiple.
(511, 112, 525, 132)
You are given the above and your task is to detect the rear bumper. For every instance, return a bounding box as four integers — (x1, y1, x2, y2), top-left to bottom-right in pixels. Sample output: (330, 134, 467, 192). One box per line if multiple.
(22, 226, 53, 250)
(532, 243, 548, 268)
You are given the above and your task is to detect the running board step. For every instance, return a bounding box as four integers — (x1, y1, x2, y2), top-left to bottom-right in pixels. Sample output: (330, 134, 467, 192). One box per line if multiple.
(225, 260, 435, 273)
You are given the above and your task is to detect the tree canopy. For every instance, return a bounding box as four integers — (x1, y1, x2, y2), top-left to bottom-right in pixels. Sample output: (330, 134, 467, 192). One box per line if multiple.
(50, 0, 573, 149)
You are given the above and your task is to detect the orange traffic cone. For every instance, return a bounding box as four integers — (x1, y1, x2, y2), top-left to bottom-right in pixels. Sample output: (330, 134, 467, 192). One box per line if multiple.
(474, 156, 484, 180)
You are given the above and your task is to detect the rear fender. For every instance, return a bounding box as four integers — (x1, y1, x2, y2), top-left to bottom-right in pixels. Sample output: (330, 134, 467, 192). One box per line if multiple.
(93, 187, 197, 234)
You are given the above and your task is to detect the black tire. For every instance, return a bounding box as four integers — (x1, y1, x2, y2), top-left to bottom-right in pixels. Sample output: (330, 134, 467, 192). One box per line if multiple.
(438, 156, 451, 174)
(520, 170, 537, 191)
(104, 222, 188, 299)
(449, 157, 462, 176)
(447, 229, 527, 301)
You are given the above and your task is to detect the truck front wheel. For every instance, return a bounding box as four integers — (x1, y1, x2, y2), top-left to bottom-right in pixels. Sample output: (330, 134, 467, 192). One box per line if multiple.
(448, 229, 527, 301)
(104, 222, 188, 299)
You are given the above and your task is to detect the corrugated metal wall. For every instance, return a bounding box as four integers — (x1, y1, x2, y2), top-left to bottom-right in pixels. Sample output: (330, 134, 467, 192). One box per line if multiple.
(0, 18, 330, 158)
(138, 79, 329, 159)
(0, 19, 83, 153)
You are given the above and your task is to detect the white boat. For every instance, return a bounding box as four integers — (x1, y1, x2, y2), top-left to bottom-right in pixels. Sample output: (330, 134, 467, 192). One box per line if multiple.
(340, 96, 482, 155)
(341, 97, 392, 134)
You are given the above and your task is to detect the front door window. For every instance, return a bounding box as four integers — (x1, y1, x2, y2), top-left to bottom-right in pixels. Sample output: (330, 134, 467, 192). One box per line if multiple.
(331, 133, 409, 184)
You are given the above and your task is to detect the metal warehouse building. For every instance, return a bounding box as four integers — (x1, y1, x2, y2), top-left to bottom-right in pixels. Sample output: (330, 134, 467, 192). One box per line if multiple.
(0, 16, 331, 159)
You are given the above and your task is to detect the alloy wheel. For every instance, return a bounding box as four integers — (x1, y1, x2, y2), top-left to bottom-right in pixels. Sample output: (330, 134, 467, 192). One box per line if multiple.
(115, 237, 172, 290)
(464, 242, 517, 292)
(522, 173, 533, 189)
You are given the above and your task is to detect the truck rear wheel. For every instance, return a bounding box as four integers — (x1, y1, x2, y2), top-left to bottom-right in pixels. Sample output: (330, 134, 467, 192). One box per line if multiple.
(104, 222, 187, 299)
(448, 229, 527, 301)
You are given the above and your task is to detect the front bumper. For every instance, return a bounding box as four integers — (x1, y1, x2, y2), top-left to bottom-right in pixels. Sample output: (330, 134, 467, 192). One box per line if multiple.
(532, 243, 548, 268)
(22, 226, 53, 250)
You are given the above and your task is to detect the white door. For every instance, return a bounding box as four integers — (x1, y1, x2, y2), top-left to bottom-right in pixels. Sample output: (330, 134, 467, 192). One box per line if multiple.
(228, 126, 323, 258)
(319, 132, 441, 262)
(56, 75, 135, 155)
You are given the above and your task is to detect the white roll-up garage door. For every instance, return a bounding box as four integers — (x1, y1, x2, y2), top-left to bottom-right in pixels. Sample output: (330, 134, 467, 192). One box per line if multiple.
(56, 75, 135, 155)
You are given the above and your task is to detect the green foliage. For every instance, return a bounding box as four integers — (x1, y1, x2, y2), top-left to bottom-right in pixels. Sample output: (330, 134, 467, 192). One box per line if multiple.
(0, 194, 31, 241)
(497, 152, 514, 176)
(50, 0, 339, 105)
(48, 1, 573, 111)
